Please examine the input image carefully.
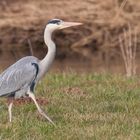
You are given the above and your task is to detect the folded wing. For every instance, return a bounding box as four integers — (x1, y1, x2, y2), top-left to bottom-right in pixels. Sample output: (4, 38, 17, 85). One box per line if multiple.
(0, 57, 39, 97)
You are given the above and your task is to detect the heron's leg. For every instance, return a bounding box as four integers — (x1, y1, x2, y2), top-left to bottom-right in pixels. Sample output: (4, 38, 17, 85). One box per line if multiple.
(8, 100, 13, 122)
(27, 91, 55, 126)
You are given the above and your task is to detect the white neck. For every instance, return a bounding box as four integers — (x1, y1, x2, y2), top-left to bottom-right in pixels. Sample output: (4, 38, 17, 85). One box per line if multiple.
(38, 27, 56, 79)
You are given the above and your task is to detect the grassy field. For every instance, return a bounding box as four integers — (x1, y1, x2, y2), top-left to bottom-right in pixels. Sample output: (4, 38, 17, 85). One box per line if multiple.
(0, 73, 140, 140)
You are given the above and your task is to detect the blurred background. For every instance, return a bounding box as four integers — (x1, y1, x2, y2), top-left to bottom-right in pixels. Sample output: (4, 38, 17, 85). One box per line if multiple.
(0, 0, 139, 75)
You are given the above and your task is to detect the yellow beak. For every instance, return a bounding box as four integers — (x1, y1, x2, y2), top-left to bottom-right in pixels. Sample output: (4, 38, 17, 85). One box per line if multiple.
(59, 21, 83, 29)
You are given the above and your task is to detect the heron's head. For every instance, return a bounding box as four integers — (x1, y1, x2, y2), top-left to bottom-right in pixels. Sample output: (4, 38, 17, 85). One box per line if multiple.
(46, 19, 82, 32)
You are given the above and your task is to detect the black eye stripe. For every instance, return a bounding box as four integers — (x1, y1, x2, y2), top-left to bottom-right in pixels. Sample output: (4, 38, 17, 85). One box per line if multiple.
(48, 19, 61, 24)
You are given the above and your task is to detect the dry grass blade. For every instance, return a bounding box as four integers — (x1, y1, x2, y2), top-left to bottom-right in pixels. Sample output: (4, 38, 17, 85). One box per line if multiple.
(120, 0, 128, 10)
(119, 24, 137, 77)
(28, 39, 34, 56)
(114, 0, 128, 21)
(119, 37, 127, 72)
(133, 29, 138, 75)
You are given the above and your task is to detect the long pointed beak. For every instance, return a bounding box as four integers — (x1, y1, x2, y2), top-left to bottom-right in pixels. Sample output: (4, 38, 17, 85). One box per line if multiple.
(60, 21, 83, 29)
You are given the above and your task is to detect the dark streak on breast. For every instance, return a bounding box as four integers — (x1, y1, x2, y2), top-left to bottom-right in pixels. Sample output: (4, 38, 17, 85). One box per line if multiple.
(30, 63, 39, 92)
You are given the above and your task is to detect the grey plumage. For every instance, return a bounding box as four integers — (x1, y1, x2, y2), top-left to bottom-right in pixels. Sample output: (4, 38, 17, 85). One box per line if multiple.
(0, 56, 39, 98)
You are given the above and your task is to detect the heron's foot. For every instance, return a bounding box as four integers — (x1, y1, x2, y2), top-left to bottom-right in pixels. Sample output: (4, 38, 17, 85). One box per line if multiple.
(38, 108, 55, 126)
(27, 91, 55, 126)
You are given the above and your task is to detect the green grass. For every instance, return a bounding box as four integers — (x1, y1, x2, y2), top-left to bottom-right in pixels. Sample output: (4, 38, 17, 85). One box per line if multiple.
(0, 73, 140, 140)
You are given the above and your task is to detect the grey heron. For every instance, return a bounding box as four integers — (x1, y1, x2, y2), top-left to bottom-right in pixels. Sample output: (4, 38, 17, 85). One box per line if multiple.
(0, 19, 82, 125)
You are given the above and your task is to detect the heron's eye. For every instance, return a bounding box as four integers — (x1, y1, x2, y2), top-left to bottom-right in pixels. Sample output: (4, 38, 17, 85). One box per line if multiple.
(56, 20, 63, 25)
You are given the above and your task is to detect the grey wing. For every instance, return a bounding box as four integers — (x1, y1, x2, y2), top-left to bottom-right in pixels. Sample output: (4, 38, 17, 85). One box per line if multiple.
(0, 61, 38, 96)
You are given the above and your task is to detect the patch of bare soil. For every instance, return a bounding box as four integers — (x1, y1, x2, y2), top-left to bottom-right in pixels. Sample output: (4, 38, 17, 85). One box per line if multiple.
(61, 86, 86, 97)
(7, 97, 48, 106)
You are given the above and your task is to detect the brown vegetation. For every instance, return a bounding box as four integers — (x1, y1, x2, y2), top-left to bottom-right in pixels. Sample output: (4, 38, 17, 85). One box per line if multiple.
(7, 97, 48, 106)
(0, 0, 139, 73)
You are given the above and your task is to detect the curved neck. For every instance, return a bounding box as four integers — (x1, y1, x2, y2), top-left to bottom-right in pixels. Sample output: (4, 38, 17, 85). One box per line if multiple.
(38, 27, 56, 79)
